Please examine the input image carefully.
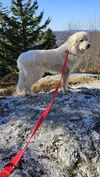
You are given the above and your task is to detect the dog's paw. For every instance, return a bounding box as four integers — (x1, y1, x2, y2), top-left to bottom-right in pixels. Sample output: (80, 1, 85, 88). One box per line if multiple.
(63, 86, 73, 93)
(25, 91, 37, 97)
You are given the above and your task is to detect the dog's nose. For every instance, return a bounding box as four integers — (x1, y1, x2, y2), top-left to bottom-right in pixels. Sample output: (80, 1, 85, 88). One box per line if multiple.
(87, 44, 90, 49)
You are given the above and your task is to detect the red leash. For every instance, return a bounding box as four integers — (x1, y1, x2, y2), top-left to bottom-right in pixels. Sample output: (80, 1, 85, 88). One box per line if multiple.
(0, 51, 69, 177)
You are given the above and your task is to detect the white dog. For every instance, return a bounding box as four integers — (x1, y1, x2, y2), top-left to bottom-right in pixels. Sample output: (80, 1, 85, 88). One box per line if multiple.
(17, 31, 90, 95)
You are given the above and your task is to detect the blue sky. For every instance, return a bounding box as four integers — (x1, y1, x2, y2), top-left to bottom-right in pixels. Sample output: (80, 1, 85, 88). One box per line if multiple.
(1, 0, 100, 30)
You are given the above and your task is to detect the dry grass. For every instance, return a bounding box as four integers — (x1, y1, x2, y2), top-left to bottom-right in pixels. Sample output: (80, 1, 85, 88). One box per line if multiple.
(0, 74, 99, 97)
(0, 73, 17, 97)
(0, 73, 18, 89)
(0, 86, 16, 97)
(31, 76, 98, 93)
(32, 79, 59, 93)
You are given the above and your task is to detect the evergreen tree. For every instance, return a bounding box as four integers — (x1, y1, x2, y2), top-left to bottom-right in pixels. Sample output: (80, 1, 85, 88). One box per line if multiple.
(41, 28, 57, 49)
(10, 0, 51, 51)
(0, 3, 12, 76)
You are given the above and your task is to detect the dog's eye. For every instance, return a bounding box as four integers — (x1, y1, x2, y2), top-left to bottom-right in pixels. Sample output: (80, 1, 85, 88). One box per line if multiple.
(80, 39, 84, 42)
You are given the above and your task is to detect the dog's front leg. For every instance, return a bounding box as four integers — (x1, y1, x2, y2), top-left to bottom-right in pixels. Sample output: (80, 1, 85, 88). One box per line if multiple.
(62, 69, 70, 91)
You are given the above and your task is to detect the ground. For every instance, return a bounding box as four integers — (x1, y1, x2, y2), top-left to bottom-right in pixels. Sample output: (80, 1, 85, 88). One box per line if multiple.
(0, 73, 100, 177)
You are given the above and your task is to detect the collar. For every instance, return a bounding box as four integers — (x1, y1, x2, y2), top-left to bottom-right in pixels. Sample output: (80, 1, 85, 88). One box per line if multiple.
(66, 50, 78, 57)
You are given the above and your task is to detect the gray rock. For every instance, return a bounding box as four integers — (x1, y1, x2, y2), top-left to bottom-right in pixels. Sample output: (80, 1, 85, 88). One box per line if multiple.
(0, 82, 100, 177)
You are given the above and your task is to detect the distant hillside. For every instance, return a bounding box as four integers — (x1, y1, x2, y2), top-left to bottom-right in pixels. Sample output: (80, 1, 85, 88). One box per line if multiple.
(53, 30, 100, 41)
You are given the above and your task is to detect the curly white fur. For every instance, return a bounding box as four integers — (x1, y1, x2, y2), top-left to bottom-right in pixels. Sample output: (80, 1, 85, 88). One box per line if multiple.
(17, 31, 90, 95)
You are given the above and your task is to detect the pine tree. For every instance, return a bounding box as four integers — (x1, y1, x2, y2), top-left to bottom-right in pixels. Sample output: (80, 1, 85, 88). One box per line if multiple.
(40, 28, 57, 49)
(10, 0, 51, 51)
(0, 3, 12, 76)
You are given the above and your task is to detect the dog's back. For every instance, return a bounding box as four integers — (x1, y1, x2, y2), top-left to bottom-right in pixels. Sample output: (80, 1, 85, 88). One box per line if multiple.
(17, 50, 40, 67)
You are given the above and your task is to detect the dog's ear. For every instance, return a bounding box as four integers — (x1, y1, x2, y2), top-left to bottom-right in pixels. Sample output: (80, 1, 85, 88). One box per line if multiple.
(67, 35, 77, 53)
(70, 36, 77, 46)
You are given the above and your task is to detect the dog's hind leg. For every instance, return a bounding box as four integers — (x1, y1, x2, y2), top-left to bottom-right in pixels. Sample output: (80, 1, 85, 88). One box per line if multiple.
(17, 70, 25, 94)
(25, 67, 44, 96)
(25, 79, 35, 96)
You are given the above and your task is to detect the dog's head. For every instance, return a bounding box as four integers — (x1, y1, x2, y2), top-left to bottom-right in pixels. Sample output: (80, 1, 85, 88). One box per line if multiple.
(67, 31, 90, 55)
